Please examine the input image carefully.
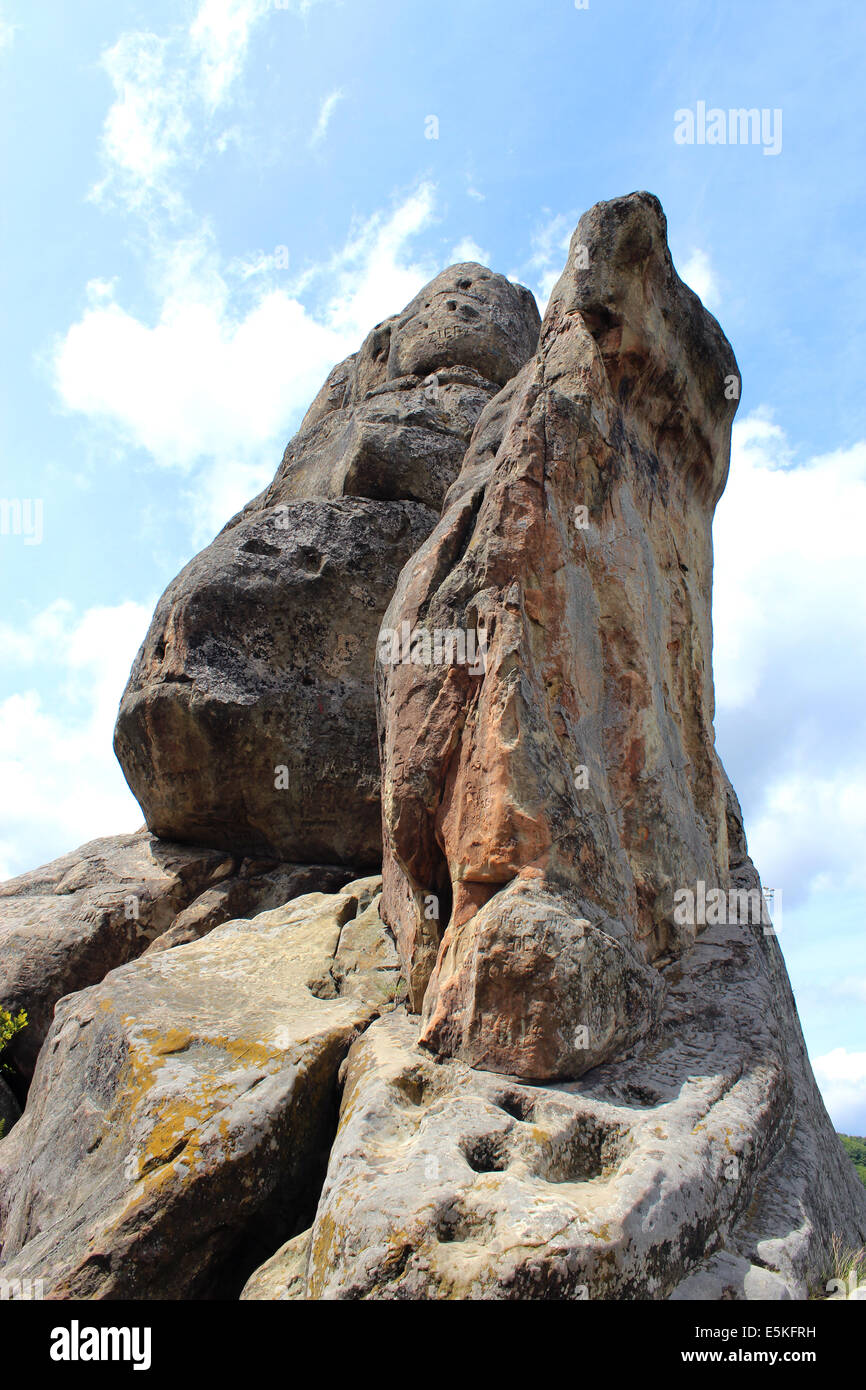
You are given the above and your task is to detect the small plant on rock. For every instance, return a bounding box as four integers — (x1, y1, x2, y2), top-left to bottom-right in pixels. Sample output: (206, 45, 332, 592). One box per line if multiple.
(0, 1006, 27, 1072)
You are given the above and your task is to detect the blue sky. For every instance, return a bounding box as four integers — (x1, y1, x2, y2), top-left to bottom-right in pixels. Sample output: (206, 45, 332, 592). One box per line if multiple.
(1, 0, 864, 1130)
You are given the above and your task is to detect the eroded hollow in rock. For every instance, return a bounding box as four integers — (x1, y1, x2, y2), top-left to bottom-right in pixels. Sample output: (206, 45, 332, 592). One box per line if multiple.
(537, 1118, 626, 1184)
(494, 1089, 536, 1124)
(461, 1132, 511, 1174)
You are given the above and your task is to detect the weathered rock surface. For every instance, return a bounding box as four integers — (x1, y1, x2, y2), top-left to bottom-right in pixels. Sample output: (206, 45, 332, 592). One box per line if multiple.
(0, 832, 234, 1085)
(144, 860, 354, 953)
(114, 267, 540, 865)
(0, 833, 353, 1089)
(114, 501, 434, 867)
(377, 192, 741, 1078)
(300, 813, 866, 1299)
(0, 879, 398, 1299)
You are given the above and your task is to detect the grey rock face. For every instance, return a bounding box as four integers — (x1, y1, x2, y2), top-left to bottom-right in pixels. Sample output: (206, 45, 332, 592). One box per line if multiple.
(115, 500, 436, 866)
(0, 881, 399, 1299)
(385, 264, 540, 387)
(114, 266, 540, 866)
(5, 195, 862, 1304)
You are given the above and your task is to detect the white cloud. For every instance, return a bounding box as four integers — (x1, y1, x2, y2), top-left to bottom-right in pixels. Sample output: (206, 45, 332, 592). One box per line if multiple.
(316, 181, 438, 341)
(679, 247, 720, 308)
(54, 184, 440, 545)
(523, 209, 575, 309)
(55, 237, 341, 469)
(713, 414, 866, 904)
(813, 1048, 866, 1134)
(0, 601, 153, 881)
(92, 0, 272, 212)
(450, 235, 490, 265)
(272, 0, 332, 11)
(185, 456, 275, 549)
(94, 31, 193, 212)
(310, 88, 344, 147)
(191, 0, 271, 111)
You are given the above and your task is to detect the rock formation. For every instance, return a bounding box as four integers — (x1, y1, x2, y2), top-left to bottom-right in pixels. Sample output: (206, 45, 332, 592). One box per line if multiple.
(377, 192, 738, 1073)
(113, 266, 540, 867)
(2, 193, 864, 1303)
(294, 789, 865, 1299)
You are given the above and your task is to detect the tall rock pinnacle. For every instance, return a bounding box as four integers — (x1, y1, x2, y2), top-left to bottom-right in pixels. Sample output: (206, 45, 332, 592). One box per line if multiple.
(377, 192, 740, 1074)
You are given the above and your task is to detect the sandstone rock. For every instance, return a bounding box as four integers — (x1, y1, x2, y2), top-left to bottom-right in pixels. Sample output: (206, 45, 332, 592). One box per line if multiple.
(115, 501, 435, 867)
(302, 825, 866, 1299)
(332, 889, 406, 1008)
(0, 883, 400, 1299)
(0, 832, 234, 1085)
(668, 1251, 792, 1301)
(114, 267, 540, 866)
(376, 192, 741, 1078)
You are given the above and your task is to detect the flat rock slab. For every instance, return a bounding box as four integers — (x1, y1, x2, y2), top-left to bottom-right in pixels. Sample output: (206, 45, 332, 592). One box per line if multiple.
(0, 880, 398, 1299)
(0, 832, 235, 1083)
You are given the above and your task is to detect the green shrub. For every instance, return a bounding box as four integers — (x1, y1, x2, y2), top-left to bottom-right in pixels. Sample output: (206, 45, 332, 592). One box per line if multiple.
(839, 1134, 866, 1188)
(0, 1006, 27, 1071)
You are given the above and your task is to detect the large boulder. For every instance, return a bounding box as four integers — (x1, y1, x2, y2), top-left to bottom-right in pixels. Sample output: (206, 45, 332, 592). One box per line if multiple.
(114, 267, 541, 866)
(299, 808, 866, 1299)
(114, 501, 435, 867)
(0, 879, 398, 1299)
(376, 192, 741, 1077)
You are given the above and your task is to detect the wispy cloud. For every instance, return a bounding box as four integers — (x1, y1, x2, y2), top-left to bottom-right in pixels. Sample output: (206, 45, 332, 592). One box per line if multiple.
(92, 0, 272, 213)
(191, 0, 272, 110)
(54, 183, 440, 546)
(812, 1048, 866, 1133)
(310, 88, 345, 147)
(0, 8, 15, 52)
(450, 235, 490, 265)
(679, 247, 720, 308)
(522, 209, 576, 308)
